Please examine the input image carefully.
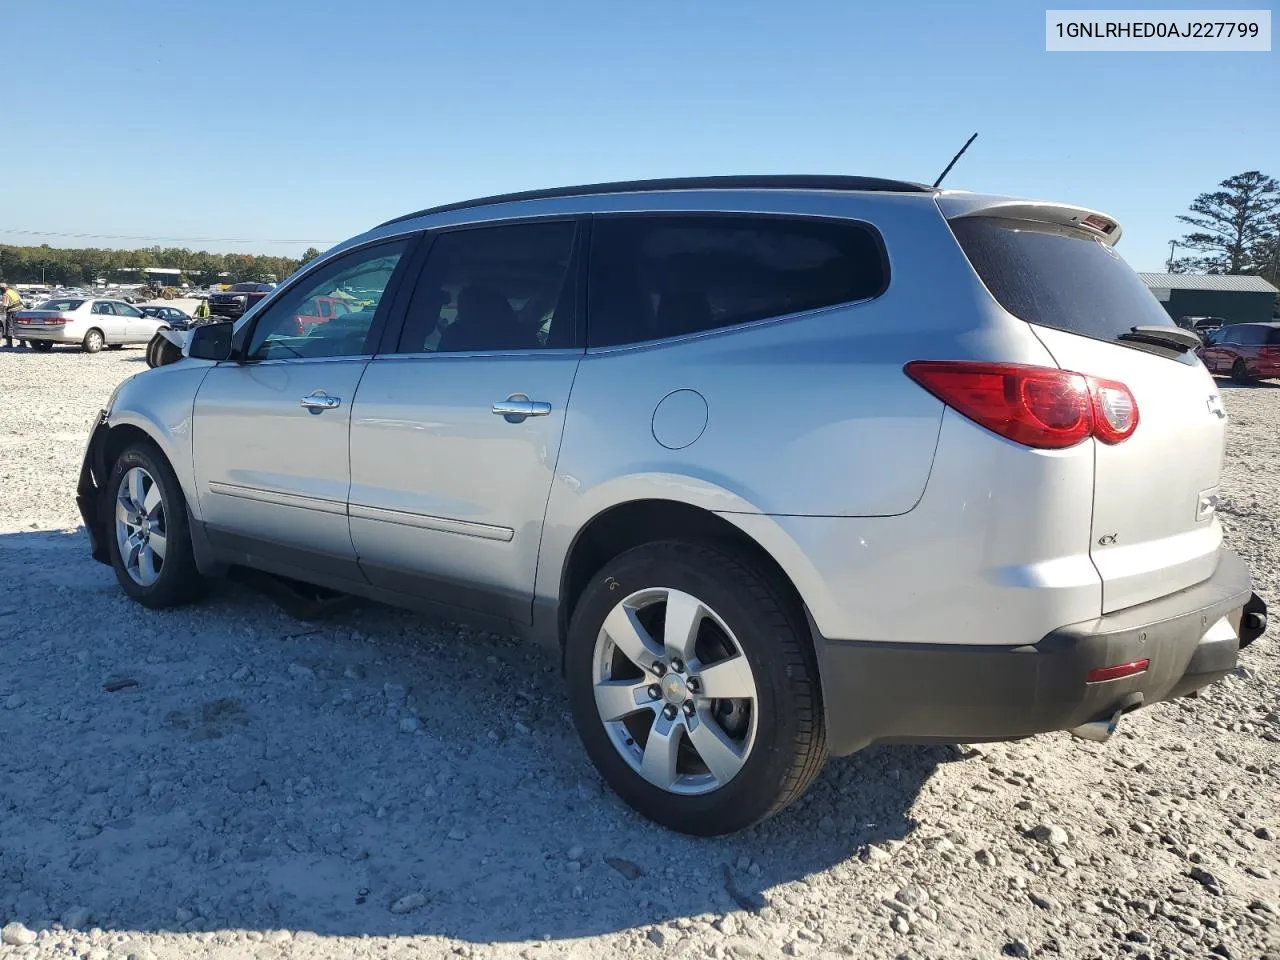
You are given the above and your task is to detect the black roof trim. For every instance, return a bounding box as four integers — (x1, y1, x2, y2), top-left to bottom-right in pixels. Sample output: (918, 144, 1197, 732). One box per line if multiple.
(380, 175, 932, 227)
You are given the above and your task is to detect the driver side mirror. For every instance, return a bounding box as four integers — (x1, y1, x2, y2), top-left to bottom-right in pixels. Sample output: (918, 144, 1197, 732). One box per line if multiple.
(186, 321, 234, 361)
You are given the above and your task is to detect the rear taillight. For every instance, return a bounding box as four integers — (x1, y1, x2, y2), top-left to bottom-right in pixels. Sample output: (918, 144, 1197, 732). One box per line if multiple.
(904, 361, 1139, 449)
(1088, 377, 1139, 443)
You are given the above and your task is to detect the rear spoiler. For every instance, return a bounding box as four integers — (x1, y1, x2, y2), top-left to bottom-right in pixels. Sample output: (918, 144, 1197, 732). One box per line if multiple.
(935, 193, 1123, 246)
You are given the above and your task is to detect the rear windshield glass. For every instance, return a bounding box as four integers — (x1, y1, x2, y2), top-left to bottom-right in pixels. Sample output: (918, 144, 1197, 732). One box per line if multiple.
(37, 299, 83, 311)
(950, 217, 1173, 342)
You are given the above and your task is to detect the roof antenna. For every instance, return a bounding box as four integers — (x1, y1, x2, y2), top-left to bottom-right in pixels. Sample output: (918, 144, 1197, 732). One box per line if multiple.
(931, 132, 978, 189)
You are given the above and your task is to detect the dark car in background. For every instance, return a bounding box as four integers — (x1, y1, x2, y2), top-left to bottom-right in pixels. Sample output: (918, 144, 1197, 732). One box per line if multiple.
(208, 282, 274, 320)
(1176, 315, 1226, 337)
(139, 305, 193, 330)
(1198, 322, 1280, 383)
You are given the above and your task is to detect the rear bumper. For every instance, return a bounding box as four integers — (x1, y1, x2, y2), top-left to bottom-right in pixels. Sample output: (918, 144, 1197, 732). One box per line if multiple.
(818, 549, 1265, 755)
(16, 327, 78, 342)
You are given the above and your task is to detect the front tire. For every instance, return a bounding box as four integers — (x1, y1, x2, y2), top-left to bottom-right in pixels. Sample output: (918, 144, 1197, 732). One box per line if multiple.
(1232, 359, 1253, 384)
(105, 442, 204, 608)
(566, 540, 826, 835)
(82, 328, 105, 353)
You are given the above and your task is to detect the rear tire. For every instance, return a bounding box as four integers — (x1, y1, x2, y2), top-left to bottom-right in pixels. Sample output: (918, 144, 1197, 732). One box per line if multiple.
(566, 540, 827, 835)
(82, 328, 105, 353)
(1232, 359, 1252, 384)
(105, 442, 205, 609)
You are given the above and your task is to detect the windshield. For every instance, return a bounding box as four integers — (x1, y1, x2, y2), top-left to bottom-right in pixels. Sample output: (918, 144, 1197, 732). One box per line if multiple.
(229, 282, 269, 292)
(950, 216, 1173, 344)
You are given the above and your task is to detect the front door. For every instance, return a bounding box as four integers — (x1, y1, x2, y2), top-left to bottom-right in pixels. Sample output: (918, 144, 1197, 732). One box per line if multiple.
(348, 220, 583, 622)
(1200, 328, 1232, 373)
(113, 301, 149, 342)
(191, 239, 412, 579)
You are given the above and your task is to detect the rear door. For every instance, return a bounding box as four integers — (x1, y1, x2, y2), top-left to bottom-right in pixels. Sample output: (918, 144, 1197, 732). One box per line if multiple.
(949, 215, 1226, 613)
(348, 219, 583, 623)
(91, 300, 123, 340)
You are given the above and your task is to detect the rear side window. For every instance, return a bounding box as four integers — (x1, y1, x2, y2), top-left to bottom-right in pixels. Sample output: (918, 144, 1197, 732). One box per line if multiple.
(951, 217, 1173, 343)
(1234, 325, 1280, 345)
(587, 215, 887, 347)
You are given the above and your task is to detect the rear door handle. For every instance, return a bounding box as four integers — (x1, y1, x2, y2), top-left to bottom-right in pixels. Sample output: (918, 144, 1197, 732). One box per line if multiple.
(300, 391, 341, 412)
(492, 395, 551, 422)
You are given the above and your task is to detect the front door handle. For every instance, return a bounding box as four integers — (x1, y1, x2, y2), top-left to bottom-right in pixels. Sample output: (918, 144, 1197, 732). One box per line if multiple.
(492, 395, 552, 422)
(300, 391, 341, 412)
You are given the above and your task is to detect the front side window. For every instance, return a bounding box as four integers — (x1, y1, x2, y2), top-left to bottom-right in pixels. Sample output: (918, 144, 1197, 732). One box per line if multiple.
(587, 215, 887, 347)
(113, 302, 143, 318)
(397, 221, 578, 353)
(246, 241, 408, 361)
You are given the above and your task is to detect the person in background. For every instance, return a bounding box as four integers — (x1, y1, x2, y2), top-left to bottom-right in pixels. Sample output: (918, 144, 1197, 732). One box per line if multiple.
(193, 297, 211, 322)
(1, 283, 23, 348)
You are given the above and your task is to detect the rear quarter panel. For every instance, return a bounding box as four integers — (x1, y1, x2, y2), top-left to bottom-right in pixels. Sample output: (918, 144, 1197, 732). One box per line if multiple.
(536, 193, 1065, 615)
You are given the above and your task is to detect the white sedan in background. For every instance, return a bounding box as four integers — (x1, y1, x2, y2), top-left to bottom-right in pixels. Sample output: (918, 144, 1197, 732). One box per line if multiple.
(13, 297, 171, 353)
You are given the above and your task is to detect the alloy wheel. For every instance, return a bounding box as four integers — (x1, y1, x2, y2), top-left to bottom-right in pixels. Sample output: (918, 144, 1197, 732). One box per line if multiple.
(114, 466, 167, 586)
(591, 587, 758, 795)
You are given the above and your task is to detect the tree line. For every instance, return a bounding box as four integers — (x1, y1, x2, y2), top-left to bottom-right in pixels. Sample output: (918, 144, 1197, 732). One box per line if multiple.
(1170, 170, 1280, 287)
(0, 243, 323, 287)
(4, 173, 1278, 291)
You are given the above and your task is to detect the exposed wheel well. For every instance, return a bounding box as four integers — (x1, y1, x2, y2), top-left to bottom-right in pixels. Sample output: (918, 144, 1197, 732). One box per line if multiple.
(558, 499, 806, 648)
(104, 424, 158, 474)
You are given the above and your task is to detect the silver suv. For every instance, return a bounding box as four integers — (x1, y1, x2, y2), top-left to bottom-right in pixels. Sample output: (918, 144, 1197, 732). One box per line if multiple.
(77, 176, 1267, 835)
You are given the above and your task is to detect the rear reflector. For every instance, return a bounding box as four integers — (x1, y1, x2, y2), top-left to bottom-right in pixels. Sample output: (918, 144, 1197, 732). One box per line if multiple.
(904, 361, 1139, 449)
(1086, 659, 1149, 683)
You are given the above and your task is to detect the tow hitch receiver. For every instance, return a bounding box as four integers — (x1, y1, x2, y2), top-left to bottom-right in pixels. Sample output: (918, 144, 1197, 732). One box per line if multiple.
(1240, 593, 1268, 649)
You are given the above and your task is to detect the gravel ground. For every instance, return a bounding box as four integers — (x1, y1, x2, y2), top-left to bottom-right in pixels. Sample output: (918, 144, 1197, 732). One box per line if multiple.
(1, 346, 1277, 960)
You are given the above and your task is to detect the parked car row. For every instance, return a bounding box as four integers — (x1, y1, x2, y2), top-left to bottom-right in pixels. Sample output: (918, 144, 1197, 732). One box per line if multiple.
(12, 297, 175, 352)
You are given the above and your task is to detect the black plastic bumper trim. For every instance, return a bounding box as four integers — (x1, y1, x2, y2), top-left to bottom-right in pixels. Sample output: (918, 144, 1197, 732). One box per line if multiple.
(818, 549, 1258, 756)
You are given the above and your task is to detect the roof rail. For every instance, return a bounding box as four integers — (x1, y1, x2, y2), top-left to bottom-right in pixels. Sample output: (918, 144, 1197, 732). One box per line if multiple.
(380, 175, 932, 227)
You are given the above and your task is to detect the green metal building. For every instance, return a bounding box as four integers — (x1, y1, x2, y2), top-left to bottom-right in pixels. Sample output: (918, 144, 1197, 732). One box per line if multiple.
(1138, 273, 1279, 326)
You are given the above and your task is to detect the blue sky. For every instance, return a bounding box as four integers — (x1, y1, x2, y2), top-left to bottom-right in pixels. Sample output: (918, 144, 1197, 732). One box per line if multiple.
(5, 0, 1276, 270)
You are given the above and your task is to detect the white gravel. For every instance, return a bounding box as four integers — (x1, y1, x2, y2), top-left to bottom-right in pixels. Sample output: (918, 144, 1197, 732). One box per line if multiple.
(1, 347, 1277, 960)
